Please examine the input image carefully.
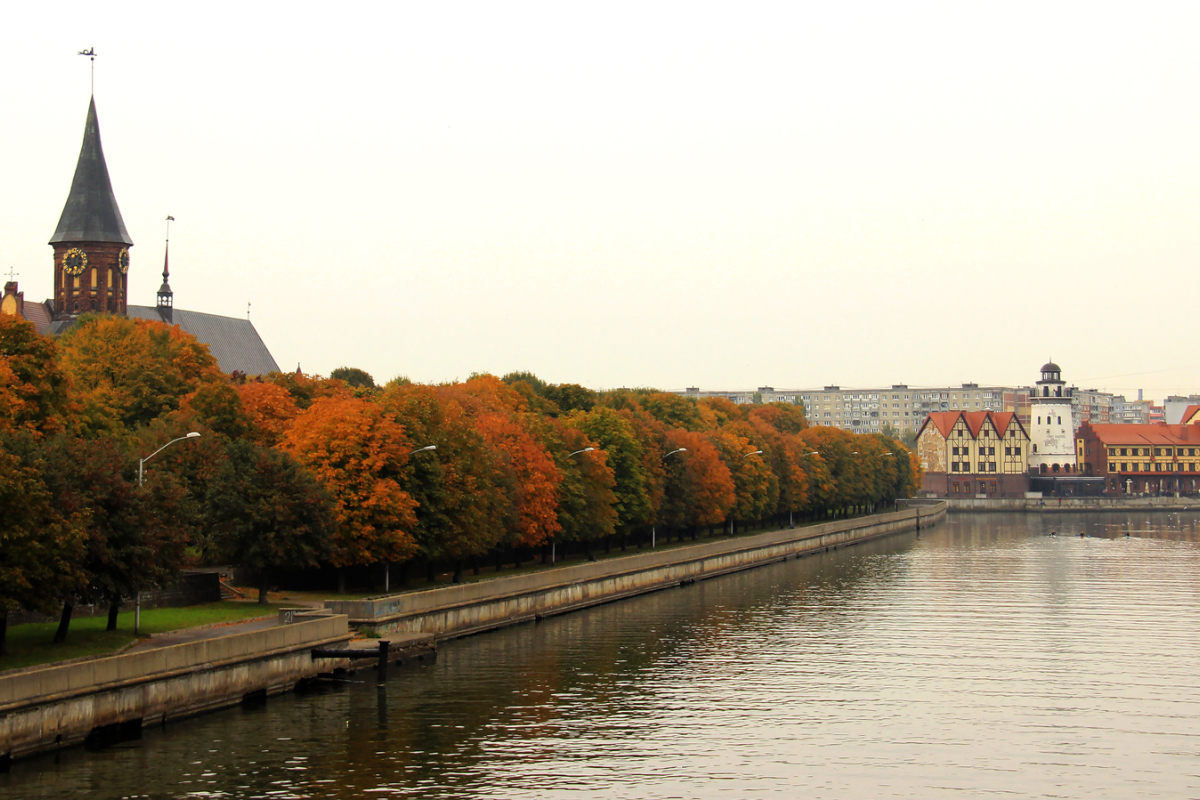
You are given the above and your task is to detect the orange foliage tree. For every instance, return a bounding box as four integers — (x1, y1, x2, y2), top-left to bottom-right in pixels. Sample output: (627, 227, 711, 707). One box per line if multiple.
(0, 315, 70, 436)
(280, 396, 418, 585)
(659, 428, 734, 531)
(236, 381, 301, 446)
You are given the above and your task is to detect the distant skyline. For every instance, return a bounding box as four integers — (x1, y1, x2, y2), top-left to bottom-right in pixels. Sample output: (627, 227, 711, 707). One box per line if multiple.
(2, 3, 1199, 401)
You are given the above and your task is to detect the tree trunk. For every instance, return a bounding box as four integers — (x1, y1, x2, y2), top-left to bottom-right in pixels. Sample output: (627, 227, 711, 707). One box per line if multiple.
(397, 560, 408, 587)
(258, 569, 270, 604)
(337, 567, 346, 594)
(53, 601, 73, 644)
(495, 550, 504, 572)
(604, 536, 611, 554)
(472, 556, 480, 576)
(426, 560, 436, 583)
(452, 560, 464, 584)
(0, 609, 7, 657)
(106, 599, 121, 631)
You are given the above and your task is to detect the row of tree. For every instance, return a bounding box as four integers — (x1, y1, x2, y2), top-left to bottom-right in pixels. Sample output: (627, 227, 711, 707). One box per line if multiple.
(0, 313, 921, 652)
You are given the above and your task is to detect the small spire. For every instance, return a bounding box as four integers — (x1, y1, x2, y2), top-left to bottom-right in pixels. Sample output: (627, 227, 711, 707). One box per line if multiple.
(157, 217, 174, 311)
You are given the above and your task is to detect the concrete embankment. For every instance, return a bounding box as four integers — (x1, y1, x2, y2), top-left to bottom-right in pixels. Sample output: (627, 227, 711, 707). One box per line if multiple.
(0, 614, 351, 764)
(949, 497, 1200, 512)
(327, 502, 946, 639)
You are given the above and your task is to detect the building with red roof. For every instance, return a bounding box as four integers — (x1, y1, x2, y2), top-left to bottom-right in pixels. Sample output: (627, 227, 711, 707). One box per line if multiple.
(1076, 420, 1200, 495)
(916, 410, 1030, 497)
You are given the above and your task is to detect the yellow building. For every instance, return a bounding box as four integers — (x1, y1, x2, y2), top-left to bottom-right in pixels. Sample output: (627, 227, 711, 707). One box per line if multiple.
(916, 411, 1030, 497)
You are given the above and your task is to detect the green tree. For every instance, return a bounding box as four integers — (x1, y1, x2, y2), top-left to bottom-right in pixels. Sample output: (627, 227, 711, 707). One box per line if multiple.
(0, 445, 86, 655)
(207, 440, 336, 603)
(567, 407, 654, 532)
(330, 366, 377, 389)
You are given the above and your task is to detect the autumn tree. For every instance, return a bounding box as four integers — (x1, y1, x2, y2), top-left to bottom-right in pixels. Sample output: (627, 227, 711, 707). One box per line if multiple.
(541, 420, 617, 557)
(280, 396, 419, 590)
(708, 427, 778, 533)
(0, 315, 70, 436)
(658, 428, 734, 533)
(380, 383, 510, 580)
(567, 407, 654, 534)
(330, 366, 376, 389)
(236, 381, 301, 446)
(207, 440, 336, 603)
(57, 314, 224, 437)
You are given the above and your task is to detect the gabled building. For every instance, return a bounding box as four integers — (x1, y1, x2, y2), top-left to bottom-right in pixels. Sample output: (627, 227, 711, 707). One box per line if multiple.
(0, 94, 279, 376)
(916, 410, 1030, 497)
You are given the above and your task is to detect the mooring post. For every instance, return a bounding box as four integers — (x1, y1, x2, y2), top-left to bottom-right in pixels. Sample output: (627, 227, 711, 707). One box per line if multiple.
(377, 640, 390, 681)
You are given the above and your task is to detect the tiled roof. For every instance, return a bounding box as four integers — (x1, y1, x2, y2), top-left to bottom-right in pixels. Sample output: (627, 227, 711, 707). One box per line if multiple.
(22, 301, 54, 335)
(1083, 424, 1200, 447)
(1181, 405, 1200, 425)
(125, 306, 279, 376)
(49, 98, 133, 246)
(919, 410, 1026, 440)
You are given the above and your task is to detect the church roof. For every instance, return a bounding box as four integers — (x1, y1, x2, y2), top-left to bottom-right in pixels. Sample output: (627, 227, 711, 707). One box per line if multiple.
(49, 97, 133, 246)
(125, 306, 280, 375)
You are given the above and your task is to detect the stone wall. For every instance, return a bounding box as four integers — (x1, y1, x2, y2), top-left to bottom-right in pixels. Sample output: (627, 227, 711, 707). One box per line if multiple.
(948, 496, 1200, 512)
(0, 615, 350, 762)
(327, 503, 946, 639)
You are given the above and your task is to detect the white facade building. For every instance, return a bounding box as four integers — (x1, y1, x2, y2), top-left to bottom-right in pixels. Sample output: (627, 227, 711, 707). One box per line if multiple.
(1028, 362, 1077, 474)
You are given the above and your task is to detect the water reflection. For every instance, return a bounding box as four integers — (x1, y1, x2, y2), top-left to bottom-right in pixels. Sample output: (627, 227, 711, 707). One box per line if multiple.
(5, 513, 1200, 798)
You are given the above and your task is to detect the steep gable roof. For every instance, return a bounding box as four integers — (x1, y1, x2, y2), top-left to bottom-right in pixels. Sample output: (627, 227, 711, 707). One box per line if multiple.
(49, 97, 133, 246)
(125, 306, 279, 375)
(1181, 405, 1200, 425)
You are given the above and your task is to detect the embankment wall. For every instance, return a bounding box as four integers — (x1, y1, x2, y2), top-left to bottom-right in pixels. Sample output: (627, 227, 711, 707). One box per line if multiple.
(0, 615, 350, 762)
(327, 503, 946, 639)
(949, 497, 1200, 512)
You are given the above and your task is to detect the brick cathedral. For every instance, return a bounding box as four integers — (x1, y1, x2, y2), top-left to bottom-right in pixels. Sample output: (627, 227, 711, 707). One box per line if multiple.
(1, 95, 279, 375)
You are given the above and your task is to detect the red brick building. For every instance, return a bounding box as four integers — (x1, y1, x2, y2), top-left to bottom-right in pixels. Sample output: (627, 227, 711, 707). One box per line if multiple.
(1076, 420, 1200, 495)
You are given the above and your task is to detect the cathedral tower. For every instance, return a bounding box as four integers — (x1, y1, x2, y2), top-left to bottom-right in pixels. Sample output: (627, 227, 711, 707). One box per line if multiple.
(49, 97, 133, 317)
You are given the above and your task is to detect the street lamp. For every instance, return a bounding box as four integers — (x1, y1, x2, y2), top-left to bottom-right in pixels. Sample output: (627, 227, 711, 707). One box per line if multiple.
(568, 447, 594, 457)
(743, 450, 763, 457)
(408, 445, 437, 455)
(552, 448, 598, 564)
(654, 448, 688, 548)
(138, 432, 200, 486)
(134, 431, 201, 633)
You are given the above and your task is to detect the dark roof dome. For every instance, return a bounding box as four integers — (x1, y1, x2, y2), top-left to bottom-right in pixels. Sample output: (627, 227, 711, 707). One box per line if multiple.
(1041, 361, 1061, 373)
(49, 97, 133, 246)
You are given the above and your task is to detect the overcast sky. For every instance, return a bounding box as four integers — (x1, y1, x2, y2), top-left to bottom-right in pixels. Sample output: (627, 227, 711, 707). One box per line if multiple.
(1, 3, 1198, 400)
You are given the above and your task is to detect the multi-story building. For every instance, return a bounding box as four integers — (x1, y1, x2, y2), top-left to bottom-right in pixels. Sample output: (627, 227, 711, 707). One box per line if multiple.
(915, 410, 1030, 497)
(1073, 388, 1115, 425)
(1076, 419, 1200, 494)
(1113, 397, 1152, 425)
(1164, 395, 1200, 424)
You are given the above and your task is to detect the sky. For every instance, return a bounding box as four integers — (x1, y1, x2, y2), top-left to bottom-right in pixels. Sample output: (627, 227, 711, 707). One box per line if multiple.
(1, 2, 1199, 401)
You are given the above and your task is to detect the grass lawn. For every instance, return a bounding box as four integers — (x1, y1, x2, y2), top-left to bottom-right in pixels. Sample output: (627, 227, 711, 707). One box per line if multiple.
(0, 601, 283, 673)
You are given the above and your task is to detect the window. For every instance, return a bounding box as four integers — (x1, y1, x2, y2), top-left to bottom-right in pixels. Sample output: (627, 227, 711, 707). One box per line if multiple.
(1108, 448, 1116, 456)
(1109, 463, 1116, 472)
(952, 446, 959, 456)
(989, 462, 997, 472)
(988, 447, 995, 456)
(952, 463, 960, 472)
(1057, 417, 1061, 425)
(1120, 448, 1127, 456)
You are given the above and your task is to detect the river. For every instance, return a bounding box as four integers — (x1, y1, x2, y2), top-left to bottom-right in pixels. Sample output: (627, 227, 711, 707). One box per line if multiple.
(5, 511, 1200, 799)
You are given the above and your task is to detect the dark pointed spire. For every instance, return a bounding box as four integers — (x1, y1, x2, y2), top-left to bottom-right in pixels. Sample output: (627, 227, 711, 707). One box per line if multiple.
(49, 97, 133, 246)
(157, 239, 173, 312)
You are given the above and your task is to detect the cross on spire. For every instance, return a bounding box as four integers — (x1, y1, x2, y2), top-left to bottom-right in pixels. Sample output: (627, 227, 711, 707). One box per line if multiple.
(4, 267, 16, 282)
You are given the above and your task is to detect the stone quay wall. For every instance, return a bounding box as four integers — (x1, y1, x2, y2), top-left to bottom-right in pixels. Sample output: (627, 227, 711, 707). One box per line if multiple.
(0, 614, 351, 762)
(949, 496, 1200, 512)
(327, 503, 946, 640)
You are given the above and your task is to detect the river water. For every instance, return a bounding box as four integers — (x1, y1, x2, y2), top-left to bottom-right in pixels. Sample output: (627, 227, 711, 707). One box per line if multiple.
(6, 512, 1200, 799)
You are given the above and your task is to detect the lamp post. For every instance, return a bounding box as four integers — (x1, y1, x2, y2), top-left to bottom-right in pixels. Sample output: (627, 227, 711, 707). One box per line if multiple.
(134, 432, 201, 633)
(730, 449, 764, 534)
(655, 448, 688, 548)
(138, 432, 200, 487)
(553, 447, 596, 564)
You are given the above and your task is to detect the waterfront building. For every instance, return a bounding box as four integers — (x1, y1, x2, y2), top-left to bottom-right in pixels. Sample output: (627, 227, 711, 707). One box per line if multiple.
(1076, 420, 1200, 494)
(1028, 362, 1077, 475)
(915, 410, 1030, 497)
(0, 95, 279, 375)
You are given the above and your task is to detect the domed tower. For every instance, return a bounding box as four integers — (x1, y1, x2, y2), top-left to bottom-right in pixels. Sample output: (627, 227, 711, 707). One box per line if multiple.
(1028, 361, 1076, 474)
(49, 97, 133, 318)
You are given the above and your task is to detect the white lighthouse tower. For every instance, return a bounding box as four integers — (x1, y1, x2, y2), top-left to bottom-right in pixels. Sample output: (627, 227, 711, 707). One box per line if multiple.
(1028, 361, 1077, 475)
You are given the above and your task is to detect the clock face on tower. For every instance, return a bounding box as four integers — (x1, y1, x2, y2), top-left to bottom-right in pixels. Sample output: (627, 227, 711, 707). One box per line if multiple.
(118, 248, 130, 274)
(62, 248, 88, 276)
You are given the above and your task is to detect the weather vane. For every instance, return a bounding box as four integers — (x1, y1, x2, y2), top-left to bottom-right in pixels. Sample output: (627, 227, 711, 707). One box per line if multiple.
(165, 215, 174, 242)
(78, 48, 96, 94)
